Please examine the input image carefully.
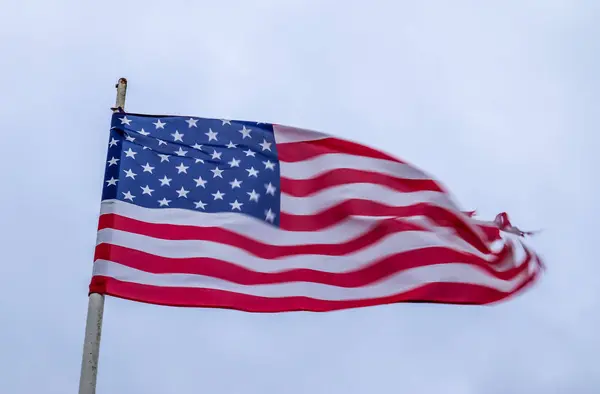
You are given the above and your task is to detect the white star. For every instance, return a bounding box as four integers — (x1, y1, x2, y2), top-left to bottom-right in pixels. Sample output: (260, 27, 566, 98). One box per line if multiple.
(139, 128, 150, 136)
(247, 189, 260, 202)
(238, 125, 252, 139)
(259, 139, 272, 151)
(125, 134, 136, 142)
(141, 162, 155, 173)
(212, 190, 225, 200)
(157, 139, 167, 146)
(158, 198, 171, 207)
(229, 178, 243, 189)
(246, 167, 259, 177)
(174, 147, 188, 156)
(210, 166, 224, 178)
(119, 116, 132, 125)
(159, 176, 172, 186)
(124, 148, 137, 159)
(192, 143, 203, 150)
(122, 191, 135, 201)
(158, 154, 170, 162)
(226, 141, 237, 149)
(186, 118, 198, 128)
(194, 176, 207, 188)
(123, 169, 137, 179)
(228, 157, 241, 168)
(211, 150, 222, 160)
(265, 209, 276, 223)
(194, 200, 207, 209)
(265, 182, 276, 195)
(105, 177, 118, 186)
(230, 200, 243, 211)
(141, 185, 154, 196)
(176, 186, 190, 198)
(142, 146, 150, 150)
(109, 137, 119, 147)
(153, 119, 166, 129)
(195, 158, 205, 164)
(107, 157, 119, 166)
(175, 163, 189, 174)
(205, 129, 218, 141)
(221, 119, 232, 125)
(243, 149, 256, 157)
(263, 160, 276, 170)
(171, 130, 184, 142)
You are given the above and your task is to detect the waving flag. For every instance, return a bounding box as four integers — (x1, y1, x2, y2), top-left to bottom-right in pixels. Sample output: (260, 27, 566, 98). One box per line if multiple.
(91, 112, 542, 312)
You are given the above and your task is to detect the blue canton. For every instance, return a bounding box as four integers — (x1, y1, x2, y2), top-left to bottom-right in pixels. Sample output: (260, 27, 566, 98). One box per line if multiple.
(102, 113, 281, 226)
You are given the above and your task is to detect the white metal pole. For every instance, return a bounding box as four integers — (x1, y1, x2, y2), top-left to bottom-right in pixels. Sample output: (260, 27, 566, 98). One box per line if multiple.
(78, 293, 105, 394)
(78, 77, 128, 394)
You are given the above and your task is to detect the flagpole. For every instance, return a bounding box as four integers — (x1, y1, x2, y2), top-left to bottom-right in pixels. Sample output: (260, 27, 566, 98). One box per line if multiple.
(78, 77, 128, 394)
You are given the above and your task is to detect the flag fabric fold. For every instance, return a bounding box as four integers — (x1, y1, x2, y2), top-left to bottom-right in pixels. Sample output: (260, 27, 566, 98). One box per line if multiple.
(90, 113, 542, 312)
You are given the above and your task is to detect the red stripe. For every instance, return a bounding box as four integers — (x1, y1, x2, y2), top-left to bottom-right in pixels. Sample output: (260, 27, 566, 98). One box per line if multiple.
(99, 213, 485, 259)
(279, 201, 491, 253)
(277, 137, 404, 163)
(477, 224, 502, 242)
(94, 243, 524, 287)
(280, 169, 443, 197)
(89, 273, 538, 312)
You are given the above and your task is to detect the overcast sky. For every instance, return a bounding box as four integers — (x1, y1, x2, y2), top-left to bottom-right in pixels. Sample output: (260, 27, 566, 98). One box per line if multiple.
(1, 1, 598, 393)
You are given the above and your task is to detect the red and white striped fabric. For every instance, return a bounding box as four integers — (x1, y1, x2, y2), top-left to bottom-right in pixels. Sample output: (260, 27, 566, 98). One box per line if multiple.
(91, 118, 543, 312)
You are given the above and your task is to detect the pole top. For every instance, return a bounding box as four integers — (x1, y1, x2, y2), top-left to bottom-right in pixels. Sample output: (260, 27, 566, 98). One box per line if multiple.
(113, 77, 128, 112)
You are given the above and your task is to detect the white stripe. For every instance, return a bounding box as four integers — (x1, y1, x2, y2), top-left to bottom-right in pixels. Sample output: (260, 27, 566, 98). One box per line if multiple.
(279, 153, 430, 180)
(472, 219, 497, 227)
(281, 186, 459, 215)
(100, 200, 493, 259)
(96, 227, 517, 274)
(273, 124, 329, 144)
(101, 199, 385, 245)
(93, 259, 534, 300)
(402, 215, 507, 254)
(102, 199, 473, 248)
(280, 186, 488, 244)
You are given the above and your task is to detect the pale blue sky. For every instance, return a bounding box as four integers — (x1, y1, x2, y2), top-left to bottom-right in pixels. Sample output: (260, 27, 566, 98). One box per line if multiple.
(1, 1, 598, 393)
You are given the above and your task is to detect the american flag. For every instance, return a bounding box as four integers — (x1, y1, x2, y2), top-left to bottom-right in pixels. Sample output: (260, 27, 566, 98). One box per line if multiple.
(91, 112, 542, 312)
